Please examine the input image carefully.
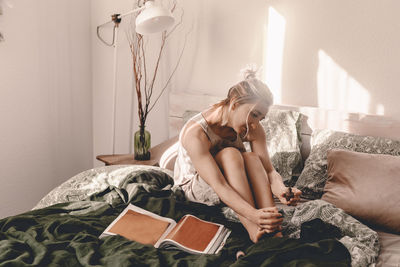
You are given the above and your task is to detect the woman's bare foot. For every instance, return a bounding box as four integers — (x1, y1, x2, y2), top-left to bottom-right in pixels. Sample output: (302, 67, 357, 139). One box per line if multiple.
(249, 227, 283, 242)
(273, 231, 283, 237)
(236, 211, 283, 243)
(248, 226, 264, 243)
(236, 250, 245, 260)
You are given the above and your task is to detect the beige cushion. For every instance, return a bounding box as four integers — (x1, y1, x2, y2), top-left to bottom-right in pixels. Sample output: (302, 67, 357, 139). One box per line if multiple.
(322, 149, 400, 234)
(296, 129, 400, 200)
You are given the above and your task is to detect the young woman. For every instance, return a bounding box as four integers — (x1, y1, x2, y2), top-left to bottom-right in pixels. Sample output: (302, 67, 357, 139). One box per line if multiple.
(173, 68, 302, 243)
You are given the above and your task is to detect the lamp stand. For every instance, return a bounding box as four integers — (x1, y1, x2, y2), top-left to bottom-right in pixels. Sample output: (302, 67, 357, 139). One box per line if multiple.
(97, 8, 143, 155)
(111, 22, 119, 155)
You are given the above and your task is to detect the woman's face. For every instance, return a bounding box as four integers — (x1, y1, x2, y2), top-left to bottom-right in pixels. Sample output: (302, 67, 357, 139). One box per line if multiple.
(229, 101, 269, 137)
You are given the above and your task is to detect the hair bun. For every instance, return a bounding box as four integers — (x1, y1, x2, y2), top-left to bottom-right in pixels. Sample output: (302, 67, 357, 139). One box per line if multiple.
(240, 63, 260, 80)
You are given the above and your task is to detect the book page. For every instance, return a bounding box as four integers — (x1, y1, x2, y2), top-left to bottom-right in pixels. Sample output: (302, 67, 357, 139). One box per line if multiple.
(108, 209, 170, 245)
(207, 227, 231, 254)
(101, 204, 176, 246)
(163, 215, 221, 252)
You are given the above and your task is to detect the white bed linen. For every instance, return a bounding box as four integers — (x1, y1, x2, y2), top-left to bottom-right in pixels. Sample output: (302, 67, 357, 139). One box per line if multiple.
(375, 231, 400, 267)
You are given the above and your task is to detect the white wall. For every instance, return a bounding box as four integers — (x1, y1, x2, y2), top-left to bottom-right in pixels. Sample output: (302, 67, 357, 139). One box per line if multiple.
(168, 0, 400, 121)
(0, 0, 92, 218)
(275, 0, 400, 118)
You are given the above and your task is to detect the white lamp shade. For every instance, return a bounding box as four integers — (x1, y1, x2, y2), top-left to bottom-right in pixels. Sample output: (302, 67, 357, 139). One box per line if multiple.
(135, 1, 175, 35)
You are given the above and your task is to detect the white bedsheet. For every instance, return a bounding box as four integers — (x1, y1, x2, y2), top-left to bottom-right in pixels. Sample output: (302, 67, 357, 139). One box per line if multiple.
(376, 231, 400, 267)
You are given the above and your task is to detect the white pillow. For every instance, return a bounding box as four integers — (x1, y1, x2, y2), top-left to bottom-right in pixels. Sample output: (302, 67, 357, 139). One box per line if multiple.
(159, 141, 179, 170)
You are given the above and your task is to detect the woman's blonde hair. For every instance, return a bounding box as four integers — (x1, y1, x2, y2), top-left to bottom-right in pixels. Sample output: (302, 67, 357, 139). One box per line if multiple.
(213, 66, 274, 126)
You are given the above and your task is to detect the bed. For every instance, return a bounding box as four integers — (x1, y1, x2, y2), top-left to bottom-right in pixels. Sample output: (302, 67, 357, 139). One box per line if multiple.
(1, 92, 399, 267)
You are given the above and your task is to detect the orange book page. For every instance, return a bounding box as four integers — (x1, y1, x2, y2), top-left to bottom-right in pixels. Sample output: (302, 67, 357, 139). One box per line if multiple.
(108, 210, 171, 245)
(165, 215, 219, 252)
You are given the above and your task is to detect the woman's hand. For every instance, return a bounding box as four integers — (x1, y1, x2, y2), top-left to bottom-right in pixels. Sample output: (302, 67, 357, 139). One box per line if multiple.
(277, 186, 302, 206)
(269, 170, 302, 206)
(251, 207, 283, 233)
(271, 181, 302, 206)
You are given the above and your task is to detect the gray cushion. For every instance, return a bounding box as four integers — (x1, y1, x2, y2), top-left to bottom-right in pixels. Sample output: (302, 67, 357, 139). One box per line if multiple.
(182, 110, 199, 124)
(260, 109, 303, 183)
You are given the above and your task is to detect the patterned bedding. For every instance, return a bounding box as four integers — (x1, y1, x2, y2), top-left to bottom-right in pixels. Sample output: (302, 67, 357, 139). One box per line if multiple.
(34, 165, 174, 210)
(26, 165, 379, 266)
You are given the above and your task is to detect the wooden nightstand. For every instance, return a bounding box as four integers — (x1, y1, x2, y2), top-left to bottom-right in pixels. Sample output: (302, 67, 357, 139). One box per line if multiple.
(96, 136, 178, 166)
(96, 154, 159, 166)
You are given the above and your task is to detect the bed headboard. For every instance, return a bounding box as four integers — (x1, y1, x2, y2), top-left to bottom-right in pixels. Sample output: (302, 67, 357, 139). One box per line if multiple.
(165, 91, 400, 168)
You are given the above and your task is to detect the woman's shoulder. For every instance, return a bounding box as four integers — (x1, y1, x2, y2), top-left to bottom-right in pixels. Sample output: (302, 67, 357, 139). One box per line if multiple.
(182, 120, 207, 140)
(181, 120, 211, 149)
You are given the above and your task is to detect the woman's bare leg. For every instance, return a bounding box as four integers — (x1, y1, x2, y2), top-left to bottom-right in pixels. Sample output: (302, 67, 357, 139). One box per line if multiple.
(215, 147, 267, 243)
(241, 152, 275, 208)
(242, 151, 283, 236)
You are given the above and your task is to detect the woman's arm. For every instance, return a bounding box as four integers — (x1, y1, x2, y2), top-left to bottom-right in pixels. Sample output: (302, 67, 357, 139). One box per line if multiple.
(249, 123, 301, 205)
(182, 125, 281, 227)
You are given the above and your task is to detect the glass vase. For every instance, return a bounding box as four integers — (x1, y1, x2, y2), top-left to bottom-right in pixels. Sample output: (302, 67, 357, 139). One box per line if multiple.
(134, 126, 151, 160)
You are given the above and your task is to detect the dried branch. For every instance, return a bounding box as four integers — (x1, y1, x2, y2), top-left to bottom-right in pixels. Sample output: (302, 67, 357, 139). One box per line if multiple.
(126, 2, 185, 128)
(166, 6, 184, 39)
(148, 28, 189, 113)
(145, 32, 167, 121)
(141, 34, 148, 102)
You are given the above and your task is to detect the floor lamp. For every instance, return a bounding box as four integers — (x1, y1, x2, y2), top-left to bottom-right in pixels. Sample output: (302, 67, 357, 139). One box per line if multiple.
(96, 0, 175, 155)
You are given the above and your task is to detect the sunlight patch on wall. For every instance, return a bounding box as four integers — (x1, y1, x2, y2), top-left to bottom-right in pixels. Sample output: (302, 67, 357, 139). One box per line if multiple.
(317, 50, 370, 114)
(263, 7, 286, 104)
(376, 104, 385, 115)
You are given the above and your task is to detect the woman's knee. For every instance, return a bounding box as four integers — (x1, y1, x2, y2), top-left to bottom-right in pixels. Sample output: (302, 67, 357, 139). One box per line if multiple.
(242, 151, 261, 162)
(216, 147, 244, 166)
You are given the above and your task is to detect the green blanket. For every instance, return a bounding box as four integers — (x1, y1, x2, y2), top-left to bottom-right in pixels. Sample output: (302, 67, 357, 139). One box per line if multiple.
(0, 168, 351, 266)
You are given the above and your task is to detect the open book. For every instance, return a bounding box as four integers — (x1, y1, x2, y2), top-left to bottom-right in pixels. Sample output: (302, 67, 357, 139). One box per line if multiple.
(100, 204, 231, 254)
